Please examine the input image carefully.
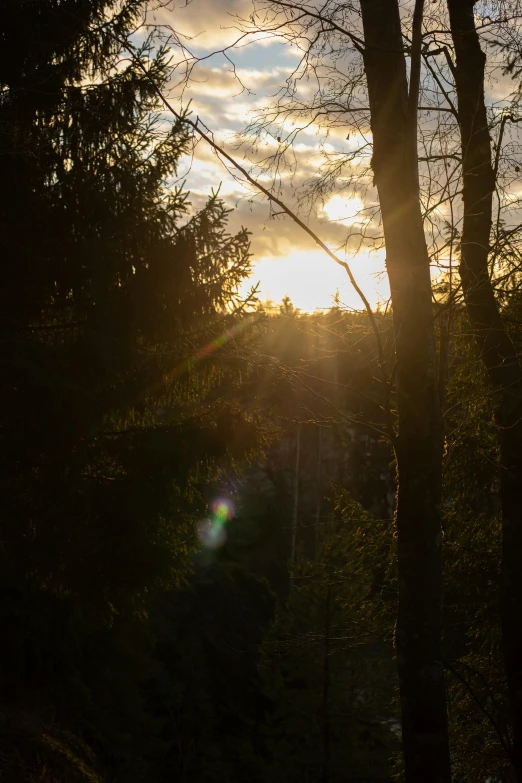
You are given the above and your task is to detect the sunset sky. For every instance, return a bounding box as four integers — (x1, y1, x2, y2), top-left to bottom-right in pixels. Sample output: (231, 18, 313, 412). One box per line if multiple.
(137, 0, 522, 313)
(152, 0, 391, 312)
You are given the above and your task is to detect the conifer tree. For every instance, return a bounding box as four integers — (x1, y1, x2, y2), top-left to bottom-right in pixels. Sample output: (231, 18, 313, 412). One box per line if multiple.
(0, 4, 264, 778)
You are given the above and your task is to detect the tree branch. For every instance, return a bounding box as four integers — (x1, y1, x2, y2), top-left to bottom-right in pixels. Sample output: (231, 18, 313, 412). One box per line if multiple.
(114, 33, 394, 442)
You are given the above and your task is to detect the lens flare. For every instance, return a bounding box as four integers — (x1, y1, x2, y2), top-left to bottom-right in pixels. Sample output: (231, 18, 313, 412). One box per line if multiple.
(211, 497, 235, 521)
(197, 518, 227, 549)
(160, 316, 259, 389)
(197, 497, 235, 550)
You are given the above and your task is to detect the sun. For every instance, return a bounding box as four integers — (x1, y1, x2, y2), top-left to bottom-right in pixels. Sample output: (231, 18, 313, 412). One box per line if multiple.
(241, 248, 388, 313)
(322, 195, 364, 225)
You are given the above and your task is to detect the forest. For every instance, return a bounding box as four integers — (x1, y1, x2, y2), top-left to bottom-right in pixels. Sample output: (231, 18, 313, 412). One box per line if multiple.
(2, 1, 522, 781)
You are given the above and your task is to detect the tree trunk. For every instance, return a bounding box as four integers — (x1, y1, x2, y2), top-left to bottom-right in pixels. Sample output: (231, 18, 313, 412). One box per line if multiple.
(359, 2, 451, 780)
(291, 421, 301, 571)
(447, 1, 522, 776)
(314, 425, 322, 560)
(322, 582, 331, 783)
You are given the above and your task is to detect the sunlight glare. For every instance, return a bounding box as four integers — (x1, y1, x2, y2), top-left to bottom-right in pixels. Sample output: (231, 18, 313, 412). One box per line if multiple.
(322, 195, 364, 225)
(242, 248, 388, 313)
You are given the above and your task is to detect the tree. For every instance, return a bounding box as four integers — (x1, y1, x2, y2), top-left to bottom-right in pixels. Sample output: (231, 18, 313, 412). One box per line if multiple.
(441, 310, 512, 782)
(0, 0, 261, 613)
(445, 4, 522, 775)
(0, 3, 266, 778)
(358, 4, 450, 778)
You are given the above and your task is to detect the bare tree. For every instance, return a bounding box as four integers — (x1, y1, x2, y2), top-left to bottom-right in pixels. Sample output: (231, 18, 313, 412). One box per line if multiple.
(446, 2, 522, 777)
(358, 4, 450, 779)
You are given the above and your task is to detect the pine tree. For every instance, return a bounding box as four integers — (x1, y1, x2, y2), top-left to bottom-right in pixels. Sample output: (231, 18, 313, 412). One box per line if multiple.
(0, 4, 265, 779)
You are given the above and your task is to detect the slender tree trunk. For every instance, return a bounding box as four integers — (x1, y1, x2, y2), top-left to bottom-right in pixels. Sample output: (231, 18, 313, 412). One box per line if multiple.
(291, 421, 301, 571)
(447, 2, 522, 775)
(322, 582, 331, 783)
(359, 1, 451, 780)
(315, 425, 322, 560)
(502, 420, 522, 780)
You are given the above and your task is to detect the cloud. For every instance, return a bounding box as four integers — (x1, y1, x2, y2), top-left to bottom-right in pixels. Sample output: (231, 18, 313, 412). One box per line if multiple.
(152, 0, 292, 52)
(171, 61, 293, 101)
(152, 0, 252, 49)
(153, 0, 522, 312)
